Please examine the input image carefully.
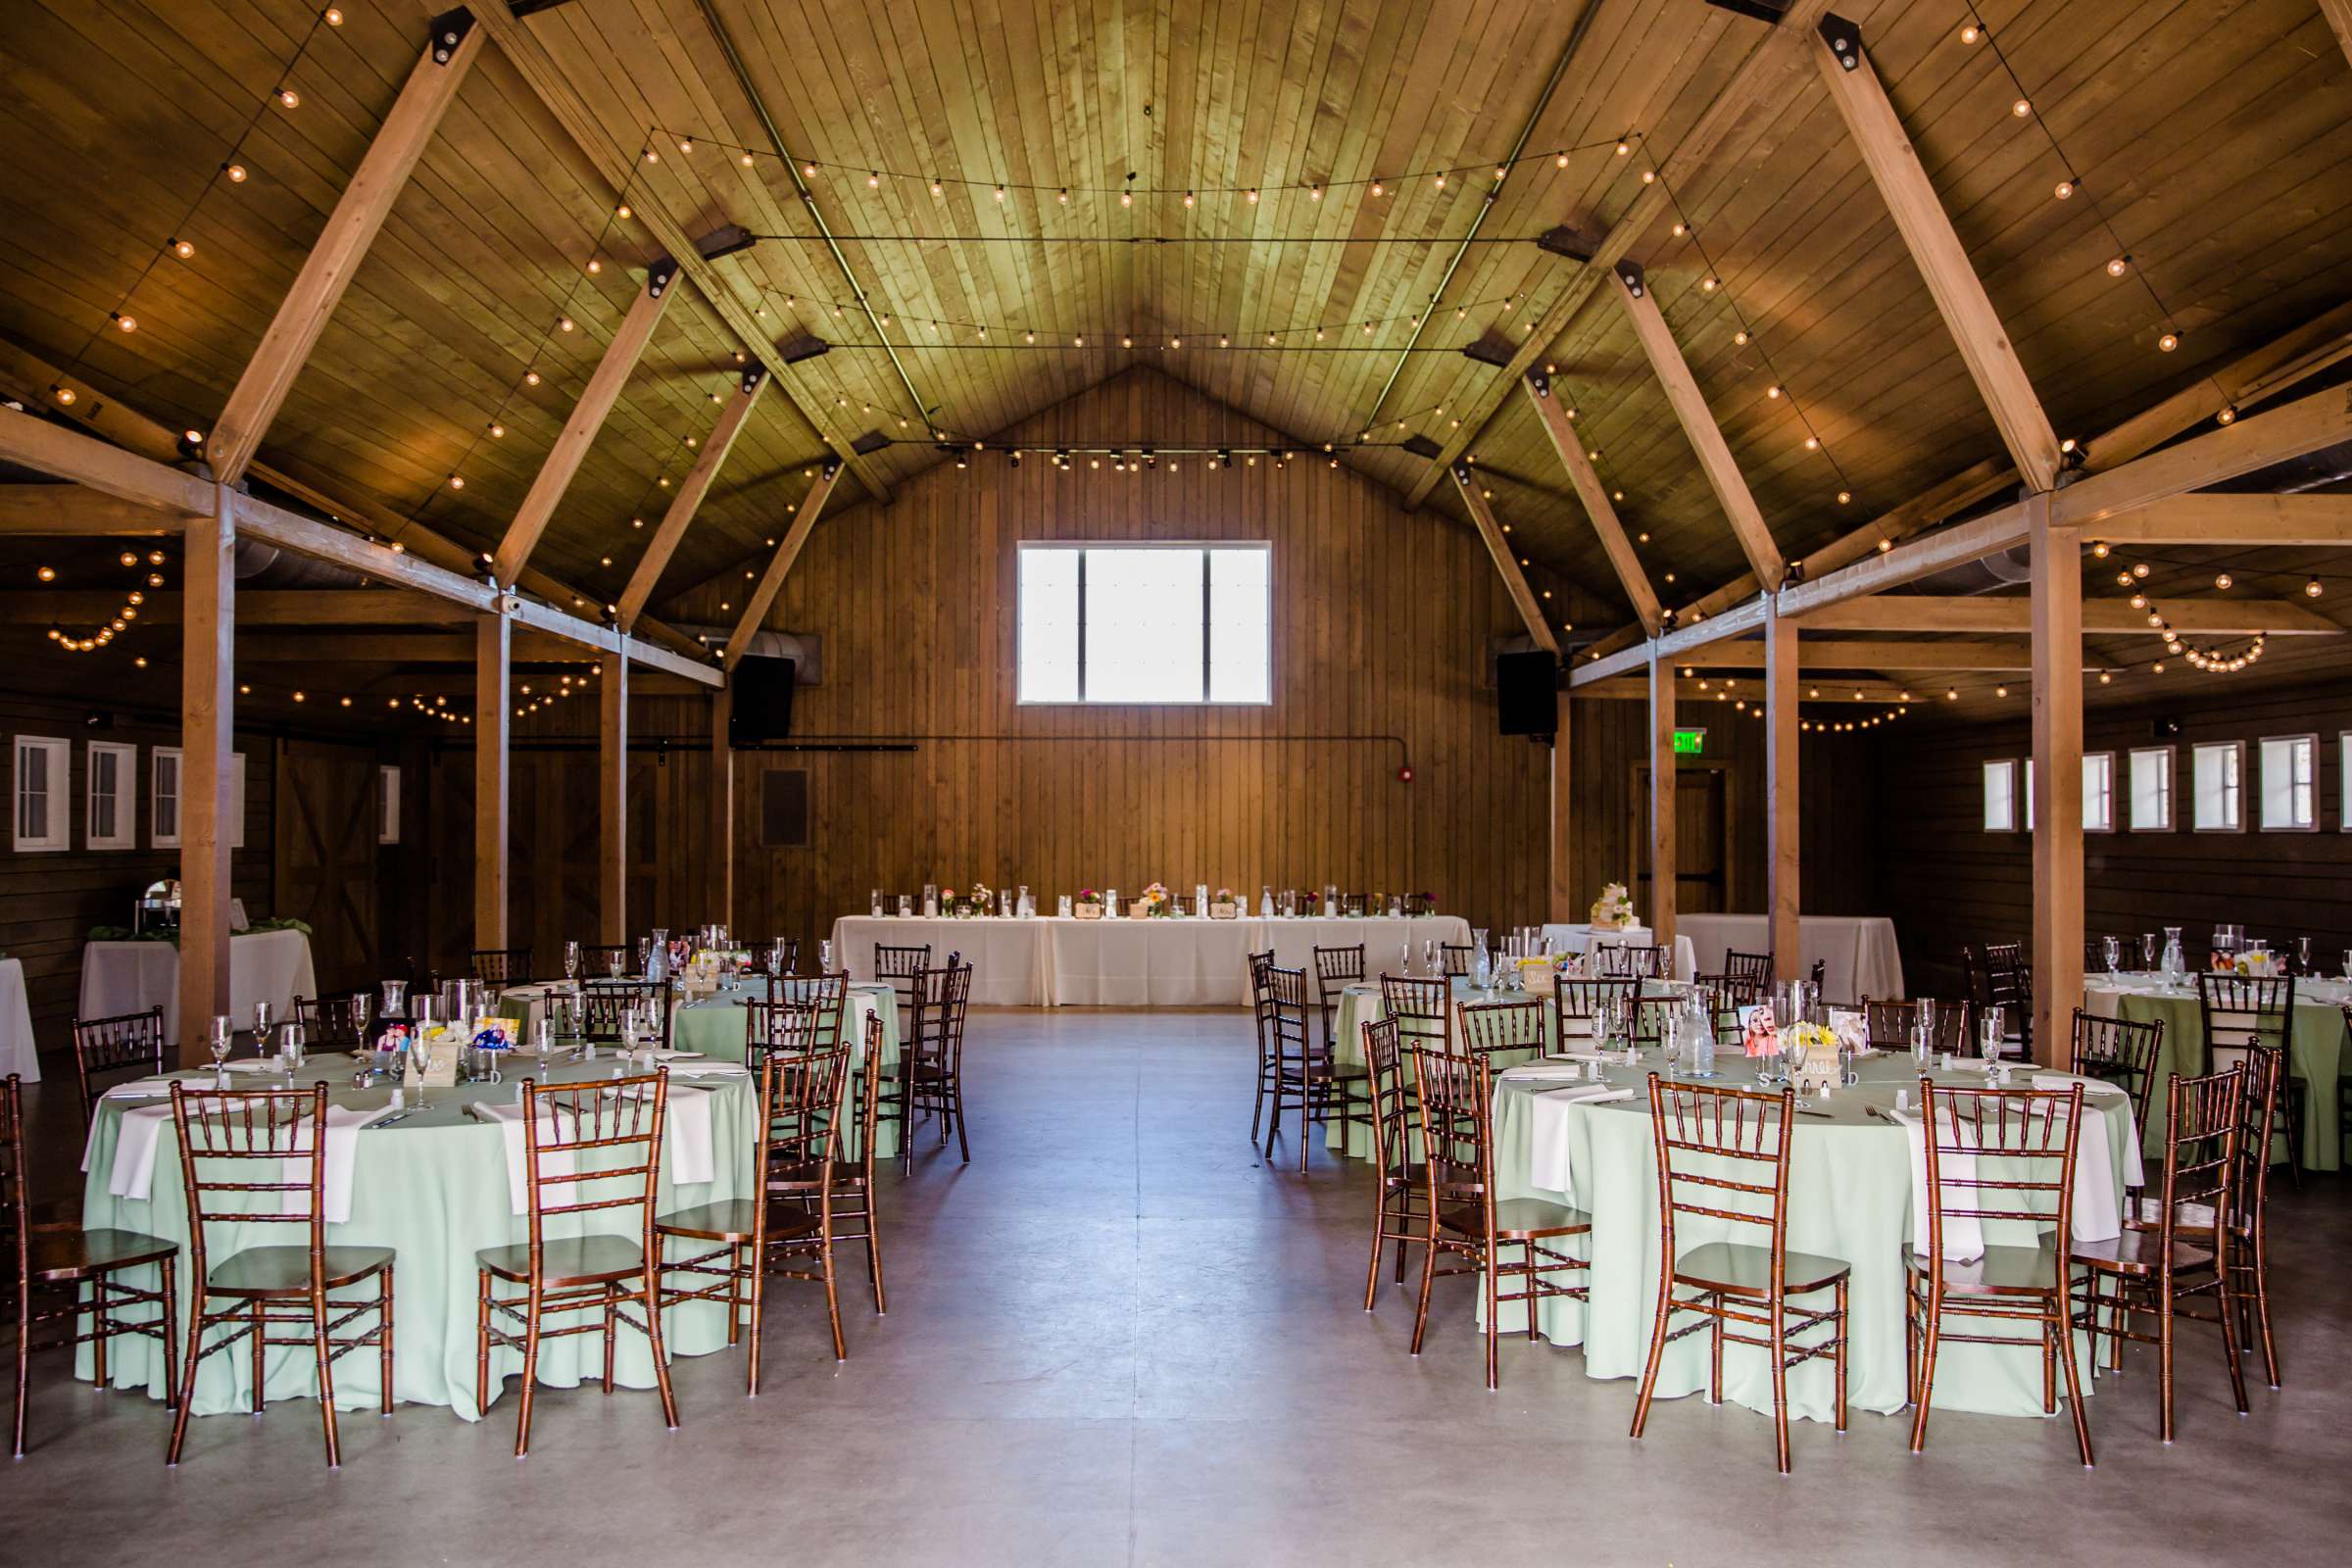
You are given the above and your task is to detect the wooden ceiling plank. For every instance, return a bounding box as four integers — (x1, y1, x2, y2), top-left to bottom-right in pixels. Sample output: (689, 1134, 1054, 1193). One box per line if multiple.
(615, 365, 767, 630)
(1517, 372, 1662, 634)
(1448, 464, 1559, 655)
(488, 263, 678, 586)
(724, 465, 842, 667)
(208, 24, 486, 486)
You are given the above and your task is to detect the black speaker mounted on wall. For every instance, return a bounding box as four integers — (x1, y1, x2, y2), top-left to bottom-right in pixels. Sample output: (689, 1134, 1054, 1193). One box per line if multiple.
(728, 657, 798, 747)
(1495, 650, 1559, 737)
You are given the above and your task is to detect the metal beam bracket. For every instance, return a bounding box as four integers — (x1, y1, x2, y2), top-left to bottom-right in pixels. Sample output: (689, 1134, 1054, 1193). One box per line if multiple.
(1615, 260, 1646, 298)
(428, 7, 476, 63)
(1820, 13, 1863, 69)
(647, 259, 678, 299)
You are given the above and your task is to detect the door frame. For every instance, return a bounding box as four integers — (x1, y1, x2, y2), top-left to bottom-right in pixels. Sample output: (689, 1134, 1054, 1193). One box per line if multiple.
(1629, 759, 1737, 914)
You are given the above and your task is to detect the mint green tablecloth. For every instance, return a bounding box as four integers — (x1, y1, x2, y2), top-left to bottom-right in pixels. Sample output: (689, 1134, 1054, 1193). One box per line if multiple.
(76, 1056, 758, 1421)
(1486, 1053, 2139, 1424)
(2083, 978, 2347, 1169)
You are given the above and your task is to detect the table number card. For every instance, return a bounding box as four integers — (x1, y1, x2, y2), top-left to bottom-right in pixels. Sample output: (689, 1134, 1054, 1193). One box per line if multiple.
(422, 1029, 463, 1087)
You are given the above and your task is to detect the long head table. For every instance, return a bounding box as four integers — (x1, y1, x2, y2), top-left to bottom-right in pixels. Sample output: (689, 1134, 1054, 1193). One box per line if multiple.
(831, 913, 1473, 1006)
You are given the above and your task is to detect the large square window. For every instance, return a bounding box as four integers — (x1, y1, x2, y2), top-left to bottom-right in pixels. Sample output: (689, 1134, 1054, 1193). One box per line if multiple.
(1017, 543, 1270, 704)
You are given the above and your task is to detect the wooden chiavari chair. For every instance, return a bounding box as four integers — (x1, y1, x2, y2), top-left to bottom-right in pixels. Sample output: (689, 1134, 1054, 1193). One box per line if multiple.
(657, 1008, 857, 1386)
(749, 938, 801, 978)
(1358, 1018, 1428, 1311)
(1598, 943, 1669, 980)
(1693, 975, 1749, 1041)
(2070, 1068, 2249, 1443)
(1404, 1038, 1589, 1390)
(1402, 893, 1435, 916)
(1457, 999, 1547, 1063)
(1551, 976, 1640, 1049)
(1439, 943, 1474, 979)
(1247, 949, 1278, 1141)
(2205, 1046, 2282, 1389)
(1311, 945, 1366, 1061)
(576, 979, 672, 1051)
(579, 942, 633, 979)
(167, 1083, 396, 1468)
(2069, 1008, 2164, 1133)
(827, 1012, 890, 1313)
(291, 993, 368, 1052)
(1724, 950, 1774, 989)
(748, 974, 847, 1075)
(2196, 972, 2303, 1181)
(1860, 997, 1974, 1055)
(6, 1075, 178, 1458)
(471, 948, 534, 986)
(1343, 892, 1371, 917)
(69, 1007, 167, 1127)
(1380, 974, 1450, 1057)
(900, 960, 975, 1172)
(1262, 965, 1367, 1174)
(1966, 941, 2034, 1057)
(873, 942, 932, 1043)
(1631, 1077, 1849, 1474)
(476, 1071, 675, 1454)
(1904, 1079, 2091, 1467)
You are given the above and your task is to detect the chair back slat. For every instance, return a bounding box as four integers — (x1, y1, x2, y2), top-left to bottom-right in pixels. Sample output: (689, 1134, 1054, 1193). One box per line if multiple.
(2150, 1068, 2243, 1250)
(1645, 1078, 1794, 1263)
(519, 1072, 667, 1237)
(758, 1030, 854, 1177)
(1405, 1039, 1495, 1200)
(1598, 944, 1669, 980)
(1457, 999, 1545, 1060)
(2068, 1007, 2164, 1129)
(576, 979, 671, 1048)
(1916, 1082, 2083, 1254)
(170, 1083, 333, 1290)
(292, 993, 368, 1051)
(471, 947, 534, 985)
(750, 975, 848, 1071)
(1861, 997, 1974, 1054)
(1361, 1018, 1414, 1181)
(72, 1007, 168, 1124)
(2196, 972, 2294, 1063)
(1380, 974, 1450, 1056)
(1723, 950, 1773, 987)
(1552, 976, 1640, 1047)
(1439, 943, 1473, 979)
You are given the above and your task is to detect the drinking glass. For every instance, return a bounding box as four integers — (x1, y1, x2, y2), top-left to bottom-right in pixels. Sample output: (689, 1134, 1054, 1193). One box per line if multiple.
(1421, 939, 1438, 978)
(818, 939, 834, 975)
(1910, 1014, 1932, 1070)
(208, 1014, 233, 1086)
(1659, 1009, 1684, 1080)
(2102, 935, 2121, 978)
(253, 999, 271, 1038)
(1979, 1007, 2005, 1070)
(564, 941, 581, 982)
(1399, 938, 1412, 977)
(2297, 936, 2313, 975)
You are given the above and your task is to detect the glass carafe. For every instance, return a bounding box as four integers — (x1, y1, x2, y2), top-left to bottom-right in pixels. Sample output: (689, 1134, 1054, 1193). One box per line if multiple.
(379, 979, 408, 1019)
(2160, 926, 2184, 983)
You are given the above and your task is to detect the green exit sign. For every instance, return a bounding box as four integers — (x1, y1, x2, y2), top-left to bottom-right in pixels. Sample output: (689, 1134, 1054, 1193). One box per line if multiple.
(1672, 728, 1706, 756)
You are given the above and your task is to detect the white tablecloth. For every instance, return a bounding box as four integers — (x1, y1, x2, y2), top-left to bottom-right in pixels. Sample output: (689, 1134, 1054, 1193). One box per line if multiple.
(1241, 915, 1473, 988)
(831, 915, 1051, 1005)
(77, 928, 318, 1041)
(1539, 923, 1698, 982)
(1046, 916, 1260, 1005)
(1673, 913, 1904, 1002)
(0, 957, 37, 1082)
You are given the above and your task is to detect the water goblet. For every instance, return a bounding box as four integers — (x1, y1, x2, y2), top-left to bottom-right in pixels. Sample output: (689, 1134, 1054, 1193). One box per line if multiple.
(1659, 1010, 1683, 1081)
(207, 1014, 233, 1086)
(818, 939, 835, 975)
(2102, 935, 2121, 979)
(2297, 936, 2313, 976)
(253, 999, 271, 1039)
(1910, 1014, 1932, 1070)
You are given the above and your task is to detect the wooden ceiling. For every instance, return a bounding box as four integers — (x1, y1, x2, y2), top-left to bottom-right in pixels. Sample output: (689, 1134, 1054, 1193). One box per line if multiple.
(1, 0, 2348, 659)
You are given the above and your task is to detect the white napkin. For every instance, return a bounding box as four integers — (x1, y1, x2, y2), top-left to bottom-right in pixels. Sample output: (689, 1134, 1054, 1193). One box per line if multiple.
(646, 1050, 704, 1061)
(617, 1081, 713, 1185)
(1524, 1084, 1635, 1195)
(103, 1075, 180, 1100)
(100, 1105, 175, 1201)
(2032, 1071, 2123, 1097)
(1893, 1107, 1984, 1261)
(1498, 1062, 1594, 1083)
(278, 1105, 396, 1224)
(471, 1102, 578, 1216)
(667, 1061, 748, 1080)
(222, 1058, 284, 1074)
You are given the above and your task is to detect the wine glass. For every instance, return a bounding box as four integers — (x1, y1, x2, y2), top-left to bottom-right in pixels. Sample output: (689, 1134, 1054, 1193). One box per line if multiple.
(2102, 935, 2121, 979)
(564, 941, 581, 982)
(1910, 1012, 1932, 1070)
(1659, 1008, 1683, 1081)
(252, 999, 271, 1039)
(207, 1014, 232, 1086)
(1979, 1007, 2005, 1074)
(2297, 936, 2313, 976)
(2141, 932, 2161, 976)
(818, 940, 835, 976)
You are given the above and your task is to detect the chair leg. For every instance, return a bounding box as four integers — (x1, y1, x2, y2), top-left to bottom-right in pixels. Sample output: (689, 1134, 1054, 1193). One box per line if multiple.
(378, 1265, 395, 1417)
(1709, 1296, 1724, 1404)
(1909, 1291, 1943, 1454)
(1362, 1188, 1388, 1313)
(1409, 1226, 1440, 1356)
(1832, 1280, 1848, 1434)
(952, 1079, 970, 1164)
(1768, 1298, 1791, 1475)
(249, 1299, 266, 1414)
(2247, 1243, 2278, 1390)
(160, 1256, 179, 1414)
(2156, 1273, 2176, 1445)
(166, 1300, 206, 1466)
(602, 1284, 618, 1395)
(643, 1268, 679, 1430)
(91, 1279, 108, 1390)
(1630, 1279, 1675, 1440)
(746, 1242, 767, 1397)
(514, 1286, 544, 1459)
(1482, 1237, 1500, 1393)
(312, 1287, 341, 1470)
(2054, 1291, 2093, 1468)
(863, 1167, 889, 1315)
(2215, 1267, 2249, 1418)
(12, 1279, 28, 1459)
(474, 1271, 493, 1419)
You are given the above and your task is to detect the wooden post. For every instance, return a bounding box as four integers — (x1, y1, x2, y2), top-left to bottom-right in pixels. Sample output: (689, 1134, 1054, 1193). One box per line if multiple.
(473, 611, 511, 952)
(1648, 653, 1677, 955)
(176, 484, 236, 1065)
(2029, 493, 2082, 1066)
(710, 683, 735, 929)
(2321, 0, 2352, 72)
(1764, 603, 1801, 985)
(599, 648, 628, 946)
(1547, 688, 1573, 923)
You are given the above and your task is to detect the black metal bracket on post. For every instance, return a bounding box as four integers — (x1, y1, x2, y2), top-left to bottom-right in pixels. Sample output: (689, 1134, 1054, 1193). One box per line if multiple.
(1820, 14, 1864, 72)
(1614, 259, 1646, 299)
(646, 259, 679, 300)
(427, 7, 475, 64)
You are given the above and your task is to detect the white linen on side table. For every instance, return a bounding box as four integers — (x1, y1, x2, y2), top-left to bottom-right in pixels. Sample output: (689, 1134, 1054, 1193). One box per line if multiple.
(76, 928, 318, 1043)
(1247, 916, 1474, 982)
(1046, 917, 1259, 1005)
(0, 957, 38, 1082)
(1674, 913, 1904, 1001)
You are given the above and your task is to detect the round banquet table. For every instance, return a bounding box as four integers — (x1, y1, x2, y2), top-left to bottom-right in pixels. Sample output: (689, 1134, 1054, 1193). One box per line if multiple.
(1539, 923, 1698, 983)
(0, 956, 38, 1081)
(75, 1052, 762, 1421)
(2083, 974, 2348, 1169)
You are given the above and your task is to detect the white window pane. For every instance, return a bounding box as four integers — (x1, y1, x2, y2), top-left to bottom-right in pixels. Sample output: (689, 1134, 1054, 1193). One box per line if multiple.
(2083, 754, 2114, 831)
(2025, 759, 2035, 831)
(1017, 548, 1080, 702)
(1982, 760, 2015, 831)
(153, 750, 180, 846)
(2260, 737, 2315, 829)
(2129, 749, 2171, 829)
(1085, 548, 1204, 702)
(2193, 743, 2241, 830)
(1207, 547, 1270, 703)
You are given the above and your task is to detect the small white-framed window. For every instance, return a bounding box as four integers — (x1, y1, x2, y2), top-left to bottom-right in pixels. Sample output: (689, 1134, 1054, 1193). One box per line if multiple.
(85, 741, 136, 850)
(377, 765, 402, 845)
(2082, 751, 2116, 833)
(152, 747, 181, 848)
(2192, 740, 2244, 832)
(2129, 745, 2174, 832)
(2258, 734, 2317, 831)
(2025, 759, 2036, 832)
(13, 735, 71, 852)
(2342, 733, 2352, 832)
(1982, 759, 2018, 832)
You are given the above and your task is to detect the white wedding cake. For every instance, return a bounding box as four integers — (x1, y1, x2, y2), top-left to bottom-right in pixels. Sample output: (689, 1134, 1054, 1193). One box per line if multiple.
(1589, 881, 1638, 930)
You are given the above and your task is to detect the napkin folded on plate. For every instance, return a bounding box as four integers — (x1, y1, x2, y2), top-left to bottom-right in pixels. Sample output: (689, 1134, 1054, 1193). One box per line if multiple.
(613, 1080, 713, 1185)
(279, 1105, 397, 1224)
(646, 1049, 704, 1061)
(470, 1102, 578, 1216)
(1523, 1084, 1635, 1194)
(667, 1060, 748, 1080)
(222, 1058, 286, 1074)
(2033, 1071, 2123, 1096)
(103, 1075, 181, 1100)
(1497, 1061, 1595, 1083)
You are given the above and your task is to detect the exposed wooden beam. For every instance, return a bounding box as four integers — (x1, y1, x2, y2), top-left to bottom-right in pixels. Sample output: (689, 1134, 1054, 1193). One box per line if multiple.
(1577, 676, 1919, 704)
(208, 26, 485, 484)
(230, 631, 601, 662)
(616, 368, 767, 630)
(489, 264, 678, 586)
(471, 0, 892, 506)
(2028, 494, 2082, 1066)
(1815, 17, 2062, 491)
(2076, 492, 2352, 546)
(600, 648, 628, 947)
(1606, 263, 1787, 586)
(0, 486, 184, 535)
(1449, 466, 1559, 654)
(1763, 605, 1800, 985)
(1668, 638, 2060, 672)
(2324, 0, 2352, 68)
(1402, 0, 1836, 509)
(724, 466, 841, 667)
(1795, 597, 2337, 636)
(1518, 375, 1663, 634)
(475, 612, 511, 951)
(1648, 655, 1678, 953)
(1570, 597, 1773, 686)
(176, 484, 234, 1066)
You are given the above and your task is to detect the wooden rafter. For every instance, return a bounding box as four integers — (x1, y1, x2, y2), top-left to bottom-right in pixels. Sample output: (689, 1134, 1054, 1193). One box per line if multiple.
(1795, 598, 2337, 637)
(1449, 466, 1560, 655)
(2324, 0, 2352, 68)
(1517, 374, 1662, 634)
(0, 487, 182, 534)
(489, 264, 678, 586)
(1401, 0, 1836, 510)
(724, 466, 841, 667)
(1815, 16, 2062, 492)
(616, 368, 767, 630)
(208, 25, 485, 485)
(1664, 638, 2074, 672)
(1606, 261, 1786, 586)
(2078, 492, 2352, 546)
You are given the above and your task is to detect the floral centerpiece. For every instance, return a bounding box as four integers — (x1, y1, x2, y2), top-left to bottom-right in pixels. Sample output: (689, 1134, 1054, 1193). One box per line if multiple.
(1301, 891, 1320, 913)
(1786, 1020, 1841, 1091)
(968, 880, 993, 917)
(1137, 881, 1170, 918)
(1074, 888, 1103, 919)
(1589, 880, 1638, 931)
(940, 887, 959, 917)
(1209, 886, 1239, 919)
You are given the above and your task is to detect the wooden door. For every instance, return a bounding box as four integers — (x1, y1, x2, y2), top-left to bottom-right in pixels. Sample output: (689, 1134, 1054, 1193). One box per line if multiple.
(272, 739, 380, 992)
(1632, 762, 1732, 915)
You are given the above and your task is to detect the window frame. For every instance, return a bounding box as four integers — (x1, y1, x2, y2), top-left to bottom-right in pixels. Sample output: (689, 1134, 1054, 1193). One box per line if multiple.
(85, 740, 137, 850)
(2082, 750, 2116, 834)
(378, 764, 402, 846)
(2127, 744, 2175, 833)
(2190, 739, 2246, 834)
(13, 735, 72, 853)
(1014, 540, 1273, 707)
(2257, 732, 2319, 833)
(1981, 758, 2019, 833)
(152, 746, 181, 848)
(2342, 732, 2352, 834)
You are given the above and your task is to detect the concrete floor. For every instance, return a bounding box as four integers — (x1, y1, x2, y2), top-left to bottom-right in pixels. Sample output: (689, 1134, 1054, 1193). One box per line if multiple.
(5, 1008, 2348, 1565)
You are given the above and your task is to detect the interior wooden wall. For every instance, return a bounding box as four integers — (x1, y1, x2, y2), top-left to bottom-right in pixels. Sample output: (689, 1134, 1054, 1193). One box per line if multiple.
(1868, 674, 2352, 1002)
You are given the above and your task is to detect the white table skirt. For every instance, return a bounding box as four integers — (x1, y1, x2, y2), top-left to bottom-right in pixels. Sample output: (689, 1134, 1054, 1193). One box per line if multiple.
(0, 957, 38, 1082)
(1047, 917, 1260, 1005)
(1540, 923, 1698, 982)
(831, 916, 1051, 1005)
(1241, 915, 1473, 988)
(1673, 913, 1905, 1002)
(77, 929, 318, 1042)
